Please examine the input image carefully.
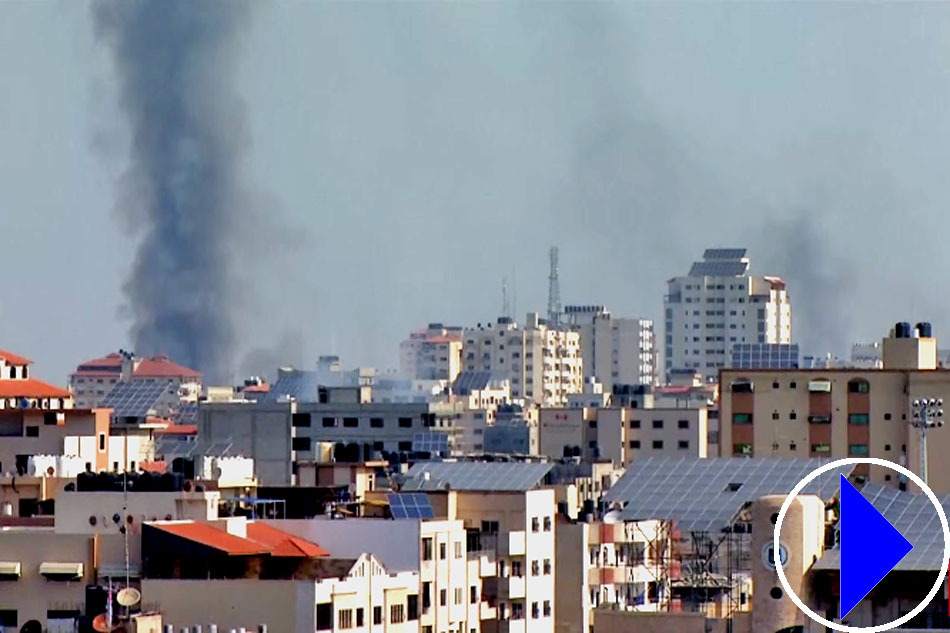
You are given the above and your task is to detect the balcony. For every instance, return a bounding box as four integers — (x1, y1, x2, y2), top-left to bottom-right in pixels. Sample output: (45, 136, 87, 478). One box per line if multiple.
(508, 575, 526, 599)
(504, 531, 526, 557)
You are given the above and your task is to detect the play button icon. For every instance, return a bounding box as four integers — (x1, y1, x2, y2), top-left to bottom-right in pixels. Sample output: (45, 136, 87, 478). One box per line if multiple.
(839, 474, 914, 618)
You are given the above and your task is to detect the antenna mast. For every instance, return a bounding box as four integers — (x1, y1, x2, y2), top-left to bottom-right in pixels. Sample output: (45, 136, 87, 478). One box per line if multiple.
(502, 277, 510, 319)
(547, 246, 561, 326)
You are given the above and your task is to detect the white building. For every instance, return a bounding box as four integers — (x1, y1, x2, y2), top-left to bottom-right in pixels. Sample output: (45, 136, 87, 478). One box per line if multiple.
(663, 249, 791, 382)
(399, 324, 465, 383)
(463, 313, 583, 407)
(565, 306, 657, 390)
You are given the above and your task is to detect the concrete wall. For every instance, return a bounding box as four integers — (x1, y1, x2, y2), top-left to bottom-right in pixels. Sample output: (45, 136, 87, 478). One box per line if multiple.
(142, 579, 315, 633)
(593, 610, 752, 633)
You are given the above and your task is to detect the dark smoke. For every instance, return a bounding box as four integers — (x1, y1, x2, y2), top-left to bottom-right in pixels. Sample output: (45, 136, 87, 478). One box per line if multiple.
(93, 1, 252, 383)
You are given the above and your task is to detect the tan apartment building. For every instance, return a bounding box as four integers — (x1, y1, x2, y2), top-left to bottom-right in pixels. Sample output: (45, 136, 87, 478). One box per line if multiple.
(719, 322, 950, 491)
(564, 305, 657, 390)
(664, 248, 792, 381)
(463, 313, 583, 407)
(400, 324, 465, 383)
(70, 351, 202, 411)
(538, 406, 708, 464)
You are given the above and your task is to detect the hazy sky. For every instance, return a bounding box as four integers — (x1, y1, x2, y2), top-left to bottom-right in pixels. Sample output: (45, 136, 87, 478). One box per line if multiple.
(3, 1, 950, 384)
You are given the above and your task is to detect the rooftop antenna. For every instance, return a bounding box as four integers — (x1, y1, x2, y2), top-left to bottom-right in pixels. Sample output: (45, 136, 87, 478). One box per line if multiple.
(547, 246, 561, 327)
(502, 277, 511, 319)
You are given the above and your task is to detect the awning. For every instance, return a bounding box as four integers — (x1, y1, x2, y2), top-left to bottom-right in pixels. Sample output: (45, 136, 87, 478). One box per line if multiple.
(39, 562, 83, 579)
(0, 561, 20, 579)
(97, 564, 141, 579)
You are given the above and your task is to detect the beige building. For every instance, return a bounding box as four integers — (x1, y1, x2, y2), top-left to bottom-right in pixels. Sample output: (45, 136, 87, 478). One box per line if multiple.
(664, 248, 791, 381)
(400, 324, 465, 383)
(70, 351, 202, 412)
(463, 314, 583, 407)
(565, 305, 657, 390)
(538, 406, 709, 464)
(718, 322, 950, 491)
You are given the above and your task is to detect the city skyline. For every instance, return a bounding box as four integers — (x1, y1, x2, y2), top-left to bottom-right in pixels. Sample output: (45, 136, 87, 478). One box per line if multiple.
(4, 2, 950, 382)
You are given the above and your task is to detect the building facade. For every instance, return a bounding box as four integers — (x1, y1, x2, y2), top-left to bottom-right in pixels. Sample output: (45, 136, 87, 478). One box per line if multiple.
(718, 323, 950, 492)
(463, 314, 583, 407)
(564, 306, 657, 390)
(664, 249, 791, 381)
(400, 324, 465, 383)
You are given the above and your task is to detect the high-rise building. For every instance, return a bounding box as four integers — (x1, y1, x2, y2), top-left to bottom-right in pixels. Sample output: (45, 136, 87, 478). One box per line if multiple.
(564, 305, 657, 390)
(664, 248, 791, 382)
(463, 313, 583, 407)
(399, 324, 465, 382)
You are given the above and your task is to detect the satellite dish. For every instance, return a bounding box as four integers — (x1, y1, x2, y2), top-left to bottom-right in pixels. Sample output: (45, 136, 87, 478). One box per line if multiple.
(116, 586, 141, 607)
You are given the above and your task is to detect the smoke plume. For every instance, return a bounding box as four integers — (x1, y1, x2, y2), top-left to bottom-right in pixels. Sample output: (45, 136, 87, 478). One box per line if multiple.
(93, 1, 252, 383)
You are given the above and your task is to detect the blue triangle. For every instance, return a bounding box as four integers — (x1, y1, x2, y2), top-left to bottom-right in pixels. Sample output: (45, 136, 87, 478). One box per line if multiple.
(840, 474, 913, 618)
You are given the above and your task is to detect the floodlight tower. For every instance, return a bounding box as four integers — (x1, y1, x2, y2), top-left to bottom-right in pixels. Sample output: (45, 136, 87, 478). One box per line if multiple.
(912, 397, 944, 485)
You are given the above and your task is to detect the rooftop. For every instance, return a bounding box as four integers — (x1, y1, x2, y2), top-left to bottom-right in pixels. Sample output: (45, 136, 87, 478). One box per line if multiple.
(0, 377, 71, 399)
(403, 461, 553, 492)
(134, 355, 201, 379)
(0, 349, 31, 366)
(149, 521, 328, 558)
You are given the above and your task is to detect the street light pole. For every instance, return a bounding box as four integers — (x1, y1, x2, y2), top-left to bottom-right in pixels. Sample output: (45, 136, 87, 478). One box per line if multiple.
(912, 398, 944, 486)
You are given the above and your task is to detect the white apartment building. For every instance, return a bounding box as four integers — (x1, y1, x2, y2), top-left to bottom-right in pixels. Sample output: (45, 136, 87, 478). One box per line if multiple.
(664, 249, 791, 382)
(564, 306, 657, 390)
(400, 324, 465, 383)
(463, 314, 583, 407)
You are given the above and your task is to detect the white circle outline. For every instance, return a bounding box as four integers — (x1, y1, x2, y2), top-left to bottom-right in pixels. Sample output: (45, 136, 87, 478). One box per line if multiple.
(774, 457, 950, 632)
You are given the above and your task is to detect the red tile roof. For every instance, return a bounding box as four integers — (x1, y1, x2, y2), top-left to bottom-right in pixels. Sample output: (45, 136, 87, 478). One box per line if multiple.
(134, 355, 202, 379)
(0, 378, 71, 399)
(246, 523, 329, 557)
(73, 353, 123, 377)
(150, 521, 328, 558)
(0, 349, 32, 366)
(150, 522, 270, 556)
(242, 383, 270, 394)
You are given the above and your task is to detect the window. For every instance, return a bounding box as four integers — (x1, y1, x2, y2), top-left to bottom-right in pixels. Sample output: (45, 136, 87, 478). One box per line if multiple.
(544, 600, 552, 617)
(343, 417, 359, 428)
(291, 413, 311, 427)
(678, 440, 689, 450)
(734, 443, 753, 456)
(390, 604, 405, 623)
(629, 440, 641, 449)
(789, 411, 798, 420)
(356, 608, 364, 627)
(848, 379, 870, 393)
(630, 419, 640, 429)
(678, 419, 689, 429)
(98, 433, 106, 452)
(543, 559, 552, 575)
(373, 606, 383, 625)
(481, 520, 499, 534)
(322, 417, 336, 427)
(455, 588, 464, 605)
(807, 415, 831, 424)
(338, 609, 354, 630)
(292, 437, 311, 451)
(885, 444, 891, 451)
(772, 411, 780, 420)
(399, 417, 413, 428)
(652, 440, 664, 450)
(848, 413, 869, 425)
(422, 537, 433, 561)
(407, 595, 419, 620)
(849, 444, 869, 456)
(43, 412, 57, 426)
(531, 560, 540, 576)
(511, 560, 523, 577)
(439, 589, 447, 607)
(512, 602, 524, 619)
(316, 603, 332, 630)
(454, 541, 463, 558)
(398, 440, 412, 451)
(25, 426, 38, 437)
(652, 419, 664, 429)
(543, 516, 552, 531)
(439, 542, 447, 560)
(370, 417, 384, 428)
(811, 443, 831, 454)
(884, 413, 892, 421)
(732, 413, 752, 424)
(471, 586, 478, 603)
(532, 602, 540, 619)
(531, 517, 540, 532)
(588, 420, 597, 428)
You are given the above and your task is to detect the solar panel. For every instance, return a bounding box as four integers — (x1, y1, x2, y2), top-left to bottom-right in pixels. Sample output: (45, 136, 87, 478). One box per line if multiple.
(814, 483, 950, 571)
(171, 403, 199, 424)
(388, 493, 435, 519)
(604, 457, 852, 533)
(730, 343, 800, 369)
(453, 371, 495, 395)
(100, 381, 175, 418)
(403, 461, 553, 492)
(413, 432, 449, 455)
(264, 370, 319, 402)
(689, 261, 750, 277)
(703, 248, 747, 260)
